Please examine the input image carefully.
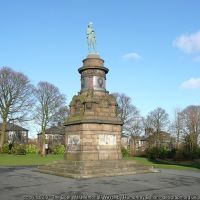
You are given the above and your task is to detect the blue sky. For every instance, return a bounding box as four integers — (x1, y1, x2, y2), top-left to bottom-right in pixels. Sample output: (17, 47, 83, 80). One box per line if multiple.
(1, 0, 200, 136)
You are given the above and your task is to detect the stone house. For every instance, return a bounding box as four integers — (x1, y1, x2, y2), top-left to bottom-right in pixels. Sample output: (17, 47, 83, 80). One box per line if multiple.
(0, 122, 28, 144)
(37, 125, 65, 152)
(129, 136, 148, 151)
(121, 136, 129, 149)
(121, 131, 175, 155)
(121, 135, 147, 151)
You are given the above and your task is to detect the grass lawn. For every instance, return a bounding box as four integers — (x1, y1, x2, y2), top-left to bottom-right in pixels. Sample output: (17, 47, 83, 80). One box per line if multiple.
(0, 154, 200, 171)
(0, 154, 63, 166)
(124, 156, 200, 171)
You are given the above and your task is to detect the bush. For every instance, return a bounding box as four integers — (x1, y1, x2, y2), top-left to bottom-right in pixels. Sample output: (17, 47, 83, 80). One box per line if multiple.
(146, 147, 169, 159)
(175, 146, 200, 160)
(175, 148, 185, 160)
(146, 147, 160, 159)
(159, 147, 169, 159)
(0, 143, 10, 154)
(183, 148, 200, 160)
(52, 145, 65, 155)
(11, 144, 26, 155)
(121, 147, 130, 157)
(198, 147, 200, 158)
(167, 148, 176, 159)
(26, 144, 38, 154)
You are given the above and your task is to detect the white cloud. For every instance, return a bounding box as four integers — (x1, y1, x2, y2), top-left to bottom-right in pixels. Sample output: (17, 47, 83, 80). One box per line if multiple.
(122, 52, 141, 61)
(173, 31, 200, 54)
(181, 78, 200, 89)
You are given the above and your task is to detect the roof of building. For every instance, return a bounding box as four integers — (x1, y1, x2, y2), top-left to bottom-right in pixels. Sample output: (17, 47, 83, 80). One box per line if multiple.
(0, 123, 28, 131)
(140, 136, 147, 141)
(38, 125, 65, 135)
(121, 135, 148, 141)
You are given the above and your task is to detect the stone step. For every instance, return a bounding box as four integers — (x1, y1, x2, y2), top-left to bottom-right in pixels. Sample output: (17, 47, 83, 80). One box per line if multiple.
(38, 164, 153, 176)
(35, 160, 157, 179)
(47, 160, 138, 169)
(41, 164, 146, 173)
(35, 168, 156, 179)
(58, 160, 137, 165)
(40, 166, 151, 173)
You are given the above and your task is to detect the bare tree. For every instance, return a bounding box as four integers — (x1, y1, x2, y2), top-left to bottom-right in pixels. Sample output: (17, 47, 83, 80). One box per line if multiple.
(0, 67, 34, 150)
(180, 105, 200, 151)
(112, 93, 142, 136)
(171, 108, 184, 149)
(53, 106, 70, 125)
(34, 81, 66, 156)
(128, 115, 144, 154)
(145, 107, 170, 148)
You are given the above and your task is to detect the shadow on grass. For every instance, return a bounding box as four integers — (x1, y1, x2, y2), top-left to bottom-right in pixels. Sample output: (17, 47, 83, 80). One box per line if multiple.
(149, 158, 200, 170)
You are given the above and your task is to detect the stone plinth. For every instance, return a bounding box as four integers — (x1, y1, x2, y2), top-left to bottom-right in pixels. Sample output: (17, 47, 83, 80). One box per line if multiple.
(65, 123, 122, 161)
(36, 160, 157, 179)
(64, 92, 122, 161)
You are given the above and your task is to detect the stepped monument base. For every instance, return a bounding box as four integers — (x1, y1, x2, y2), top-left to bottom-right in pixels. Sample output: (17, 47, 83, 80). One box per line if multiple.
(36, 160, 157, 179)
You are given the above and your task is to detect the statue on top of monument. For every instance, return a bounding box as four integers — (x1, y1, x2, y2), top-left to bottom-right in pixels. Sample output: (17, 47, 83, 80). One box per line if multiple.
(87, 22, 97, 54)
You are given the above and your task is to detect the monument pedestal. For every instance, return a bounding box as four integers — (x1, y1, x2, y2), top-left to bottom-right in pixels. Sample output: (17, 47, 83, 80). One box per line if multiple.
(36, 54, 157, 178)
(37, 160, 156, 179)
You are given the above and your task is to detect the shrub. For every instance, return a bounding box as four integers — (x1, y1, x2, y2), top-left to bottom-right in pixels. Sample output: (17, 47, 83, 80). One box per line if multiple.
(175, 148, 185, 160)
(183, 148, 200, 160)
(167, 148, 176, 159)
(146, 147, 169, 159)
(26, 144, 38, 154)
(198, 147, 200, 159)
(159, 147, 169, 159)
(175, 146, 200, 160)
(146, 147, 160, 159)
(11, 144, 26, 155)
(0, 143, 10, 154)
(52, 145, 65, 155)
(121, 147, 130, 157)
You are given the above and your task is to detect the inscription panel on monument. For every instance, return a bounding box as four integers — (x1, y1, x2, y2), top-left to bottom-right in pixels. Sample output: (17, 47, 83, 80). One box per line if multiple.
(98, 134, 116, 145)
(67, 135, 80, 151)
(93, 76, 105, 91)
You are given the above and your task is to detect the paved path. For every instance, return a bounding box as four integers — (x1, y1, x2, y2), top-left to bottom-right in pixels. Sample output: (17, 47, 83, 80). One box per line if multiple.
(0, 166, 200, 200)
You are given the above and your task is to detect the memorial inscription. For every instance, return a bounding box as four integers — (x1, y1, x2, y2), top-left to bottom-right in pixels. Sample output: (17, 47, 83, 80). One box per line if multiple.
(67, 135, 80, 151)
(98, 134, 116, 145)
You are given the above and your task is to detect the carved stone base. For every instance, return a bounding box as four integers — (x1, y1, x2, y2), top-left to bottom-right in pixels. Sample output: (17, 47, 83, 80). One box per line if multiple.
(35, 160, 158, 179)
(65, 122, 122, 161)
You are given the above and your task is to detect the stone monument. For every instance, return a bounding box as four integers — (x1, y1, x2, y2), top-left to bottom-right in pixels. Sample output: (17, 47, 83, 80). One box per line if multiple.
(64, 54, 122, 161)
(36, 23, 156, 178)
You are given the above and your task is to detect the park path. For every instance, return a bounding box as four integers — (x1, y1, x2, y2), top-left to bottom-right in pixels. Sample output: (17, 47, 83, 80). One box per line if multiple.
(0, 167, 200, 200)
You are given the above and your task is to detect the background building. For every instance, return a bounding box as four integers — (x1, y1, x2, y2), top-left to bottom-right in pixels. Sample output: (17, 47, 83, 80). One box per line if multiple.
(37, 124, 65, 153)
(0, 123, 28, 144)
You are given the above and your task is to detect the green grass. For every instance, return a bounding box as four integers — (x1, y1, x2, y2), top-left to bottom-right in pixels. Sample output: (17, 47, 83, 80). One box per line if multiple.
(0, 154, 200, 171)
(124, 156, 200, 171)
(0, 154, 63, 166)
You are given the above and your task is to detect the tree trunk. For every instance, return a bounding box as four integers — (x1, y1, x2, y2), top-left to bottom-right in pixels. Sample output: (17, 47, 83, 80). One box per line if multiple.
(0, 118, 7, 150)
(176, 130, 180, 149)
(133, 138, 136, 156)
(41, 130, 46, 156)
